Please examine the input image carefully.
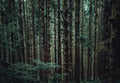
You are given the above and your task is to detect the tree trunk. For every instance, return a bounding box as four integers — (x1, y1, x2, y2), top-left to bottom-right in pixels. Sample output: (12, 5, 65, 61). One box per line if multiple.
(75, 0, 80, 82)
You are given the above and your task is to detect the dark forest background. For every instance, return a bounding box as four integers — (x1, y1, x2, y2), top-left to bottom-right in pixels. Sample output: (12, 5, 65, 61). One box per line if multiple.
(0, 0, 120, 83)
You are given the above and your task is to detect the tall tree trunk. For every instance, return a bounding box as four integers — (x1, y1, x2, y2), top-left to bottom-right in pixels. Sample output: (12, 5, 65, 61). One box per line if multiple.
(31, 0, 35, 64)
(75, 0, 80, 82)
(63, 0, 69, 82)
(22, 0, 27, 64)
(68, 0, 73, 81)
(94, 0, 97, 80)
(87, 0, 92, 80)
(58, 0, 61, 74)
(80, 0, 84, 80)
(18, 0, 24, 63)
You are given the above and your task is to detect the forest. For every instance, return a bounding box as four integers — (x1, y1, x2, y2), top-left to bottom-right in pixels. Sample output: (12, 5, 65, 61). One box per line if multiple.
(0, 0, 120, 83)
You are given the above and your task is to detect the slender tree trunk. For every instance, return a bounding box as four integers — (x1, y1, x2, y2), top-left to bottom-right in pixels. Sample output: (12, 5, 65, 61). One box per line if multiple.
(80, 0, 84, 80)
(58, 0, 61, 74)
(31, 0, 35, 64)
(22, 0, 27, 64)
(94, 0, 97, 80)
(18, 0, 24, 63)
(87, 0, 92, 80)
(63, 0, 69, 82)
(68, 0, 73, 81)
(75, 0, 80, 82)
(0, 0, 4, 61)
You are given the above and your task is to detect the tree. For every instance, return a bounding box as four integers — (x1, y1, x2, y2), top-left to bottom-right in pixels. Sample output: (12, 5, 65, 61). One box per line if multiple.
(1, 0, 120, 83)
(75, 0, 80, 82)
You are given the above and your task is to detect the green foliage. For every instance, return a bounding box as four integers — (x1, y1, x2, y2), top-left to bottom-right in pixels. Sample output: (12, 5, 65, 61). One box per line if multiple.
(33, 59, 60, 69)
(0, 22, 21, 50)
(49, 73, 67, 83)
(0, 60, 60, 82)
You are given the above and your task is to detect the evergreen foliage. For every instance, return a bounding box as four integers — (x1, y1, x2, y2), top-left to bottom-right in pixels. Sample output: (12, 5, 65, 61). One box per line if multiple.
(0, 0, 120, 83)
(0, 60, 61, 82)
